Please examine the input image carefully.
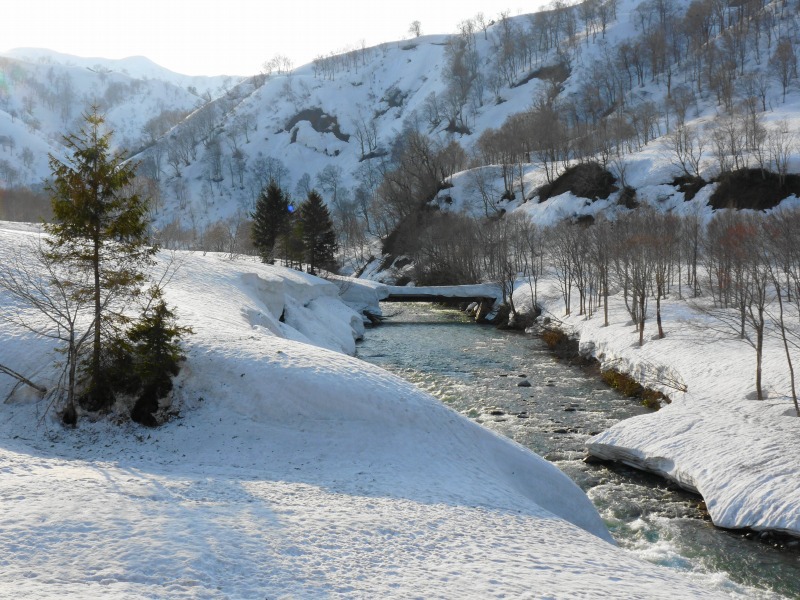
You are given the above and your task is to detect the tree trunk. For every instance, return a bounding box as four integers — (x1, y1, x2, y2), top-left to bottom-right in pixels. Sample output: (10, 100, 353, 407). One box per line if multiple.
(739, 300, 746, 339)
(92, 230, 102, 400)
(776, 282, 800, 416)
(755, 308, 764, 400)
(656, 292, 664, 339)
(64, 336, 78, 425)
(638, 293, 646, 346)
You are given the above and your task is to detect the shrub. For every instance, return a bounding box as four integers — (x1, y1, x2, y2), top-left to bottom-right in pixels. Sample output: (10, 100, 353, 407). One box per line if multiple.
(672, 175, 706, 201)
(541, 328, 569, 350)
(126, 298, 192, 426)
(617, 186, 638, 209)
(600, 368, 669, 409)
(709, 168, 800, 210)
(538, 162, 617, 203)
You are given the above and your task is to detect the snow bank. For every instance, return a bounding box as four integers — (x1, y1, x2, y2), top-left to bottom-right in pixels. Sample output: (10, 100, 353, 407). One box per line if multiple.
(0, 224, 726, 597)
(513, 274, 800, 539)
(329, 274, 387, 320)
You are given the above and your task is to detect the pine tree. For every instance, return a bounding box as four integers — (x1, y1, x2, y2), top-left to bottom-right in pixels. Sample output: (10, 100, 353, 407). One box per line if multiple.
(127, 295, 192, 426)
(45, 106, 155, 411)
(298, 189, 338, 275)
(251, 179, 291, 264)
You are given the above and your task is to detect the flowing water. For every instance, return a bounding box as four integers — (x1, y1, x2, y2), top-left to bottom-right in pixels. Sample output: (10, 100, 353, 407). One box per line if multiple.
(356, 303, 800, 599)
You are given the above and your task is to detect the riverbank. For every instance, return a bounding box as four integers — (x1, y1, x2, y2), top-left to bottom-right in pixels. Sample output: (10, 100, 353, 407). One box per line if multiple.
(0, 224, 730, 598)
(358, 301, 800, 596)
(511, 277, 800, 542)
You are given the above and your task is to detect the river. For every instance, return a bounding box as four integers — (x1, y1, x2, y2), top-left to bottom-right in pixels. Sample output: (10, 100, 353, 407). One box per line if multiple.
(356, 303, 800, 599)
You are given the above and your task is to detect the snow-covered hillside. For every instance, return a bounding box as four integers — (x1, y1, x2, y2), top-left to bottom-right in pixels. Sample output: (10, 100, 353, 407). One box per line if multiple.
(3, 48, 238, 95)
(0, 222, 728, 597)
(132, 31, 542, 228)
(509, 259, 800, 541)
(114, 0, 800, 246)
(0, 49, 238, 187)
(5, 0, 800, 241)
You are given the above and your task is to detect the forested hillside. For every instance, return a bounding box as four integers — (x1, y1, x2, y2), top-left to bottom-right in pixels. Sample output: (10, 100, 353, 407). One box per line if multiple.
(3, 0, 800, 271)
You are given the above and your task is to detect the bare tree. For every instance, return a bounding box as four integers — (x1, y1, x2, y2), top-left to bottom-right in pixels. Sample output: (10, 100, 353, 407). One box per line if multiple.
(589, 218, 614, 326)
(295, 173, 312, 199)
(479, 219, 518, 317)
(546, 223, 572, 316)
(668, 85, 696, 128)
(664, 124, 705, 178)
(316, 164, 346, 207)
(528, 98, 566, 184)
(650, 210, 680, 339)
(710, 113, 746, 175)
(477, 127, 515, 194)
(766, 207, 800, 416)
(770, 38, 797, 102)
(767, 120, 795, 188)
(475, 12, 489, 40)
(611, 211, 654, 346)
(680, 204, 705, 298)
(515, 214, 544, 311)
(263, 54, 294, 77)
(411, 213, 482, 285)
(0, 239, 95, 422)
(251, 156, 291, 192)
(0, 135, 15, 153)
(467, 166, 504, 217)
(352, 108, 380, 158)
(700, 211, 771, 400)
(739, 216, 772, 401)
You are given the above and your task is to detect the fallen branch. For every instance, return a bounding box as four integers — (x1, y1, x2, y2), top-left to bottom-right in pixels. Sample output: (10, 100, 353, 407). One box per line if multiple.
(0, 363, 47, 396)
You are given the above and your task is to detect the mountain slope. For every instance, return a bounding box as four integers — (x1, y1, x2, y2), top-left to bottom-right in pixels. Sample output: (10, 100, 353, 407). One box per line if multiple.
(5, 0, 800, 241)
(0, 50, 238, 189)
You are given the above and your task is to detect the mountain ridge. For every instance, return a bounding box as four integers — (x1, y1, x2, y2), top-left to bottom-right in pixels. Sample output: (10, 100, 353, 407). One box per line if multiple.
(4, 1, 800, 255)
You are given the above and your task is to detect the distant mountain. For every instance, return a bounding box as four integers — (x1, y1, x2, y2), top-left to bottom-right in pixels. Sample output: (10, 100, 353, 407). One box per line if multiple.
(2, 48, 239, 96)
(0, 49, 241, 191)
(4, 0, 800, 246)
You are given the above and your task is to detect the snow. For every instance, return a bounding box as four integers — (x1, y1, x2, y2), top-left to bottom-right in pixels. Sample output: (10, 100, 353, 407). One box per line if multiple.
(382, 282, 502, 299)
(512, 269, 800, 540)
(0, 222, 730, 597)
(518, 191, 618, 227)
(0, 50, 220, 187)
(2, 48, 237, 95)
(2, 0, 800, 591)
(4, 0, 800, 239)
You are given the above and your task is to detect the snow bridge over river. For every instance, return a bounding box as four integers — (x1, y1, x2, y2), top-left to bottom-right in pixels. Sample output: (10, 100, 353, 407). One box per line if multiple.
(336, 279, 504, 324)
(379, 284, 503, 306)
(376, 284, 504, 323)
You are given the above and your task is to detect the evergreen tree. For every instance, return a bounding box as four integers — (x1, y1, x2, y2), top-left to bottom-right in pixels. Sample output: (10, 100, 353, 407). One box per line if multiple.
(251, 179, 291, 264)
(298, 189, 338, 275)
(127, 294, 192, 426)
(45, 106, 155, 411)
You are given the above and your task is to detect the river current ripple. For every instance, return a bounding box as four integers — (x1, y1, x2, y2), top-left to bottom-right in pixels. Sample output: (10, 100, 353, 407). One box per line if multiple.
(356, 303, 800, 599)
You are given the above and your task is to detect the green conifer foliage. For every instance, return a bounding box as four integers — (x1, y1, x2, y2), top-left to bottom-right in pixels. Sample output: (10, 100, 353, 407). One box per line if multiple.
(298, 190, 338, 275)
(127, 296, 191, 426)
(45, 107, 155, 411)
(251, 180, 291, 264)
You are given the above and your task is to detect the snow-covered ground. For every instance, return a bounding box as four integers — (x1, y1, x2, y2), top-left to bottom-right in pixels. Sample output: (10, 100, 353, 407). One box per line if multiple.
(0, 222, 730, 598)
(512, 272, 800, 540)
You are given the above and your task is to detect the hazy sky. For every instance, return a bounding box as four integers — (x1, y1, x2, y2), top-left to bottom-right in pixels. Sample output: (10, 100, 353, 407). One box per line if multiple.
(3, 1, 545, 77)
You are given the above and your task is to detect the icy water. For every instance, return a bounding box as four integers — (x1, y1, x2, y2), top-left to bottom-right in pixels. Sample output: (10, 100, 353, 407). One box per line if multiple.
(356, 303, 800, 599)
